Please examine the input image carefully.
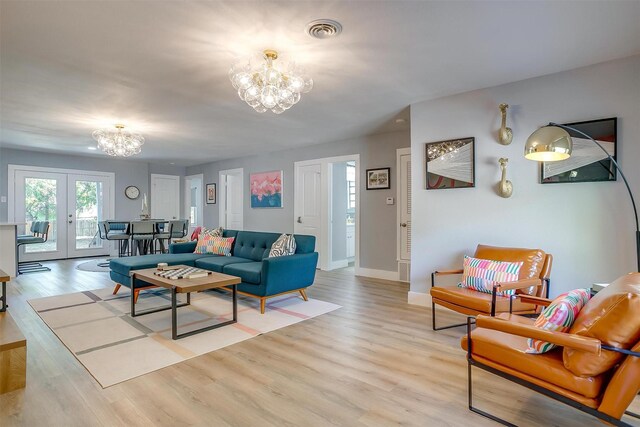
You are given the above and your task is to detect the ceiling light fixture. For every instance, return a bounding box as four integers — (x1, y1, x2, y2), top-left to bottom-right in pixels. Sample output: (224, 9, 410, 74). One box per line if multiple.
(92, 124, 144, 157)
(229, 49, 313, 114)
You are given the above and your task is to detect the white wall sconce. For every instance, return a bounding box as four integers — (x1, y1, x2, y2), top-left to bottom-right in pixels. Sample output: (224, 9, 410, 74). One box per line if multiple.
(498, 103, 513, 145)
(498, 158, 513, 198)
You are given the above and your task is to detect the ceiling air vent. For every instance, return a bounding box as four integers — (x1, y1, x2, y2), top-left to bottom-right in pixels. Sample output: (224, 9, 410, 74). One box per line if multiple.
(306, 19, 342, 39)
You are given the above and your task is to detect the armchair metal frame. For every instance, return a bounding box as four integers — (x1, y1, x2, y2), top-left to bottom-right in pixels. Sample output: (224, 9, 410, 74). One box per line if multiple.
(430, 269, 550, 330)
(466, 316, 640, 426)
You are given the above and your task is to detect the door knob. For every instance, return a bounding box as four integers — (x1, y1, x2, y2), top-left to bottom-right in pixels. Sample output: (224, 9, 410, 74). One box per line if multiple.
(297, 216, 302, 223)
(400, 223, 407, 228)
(68, 220, 73, 224)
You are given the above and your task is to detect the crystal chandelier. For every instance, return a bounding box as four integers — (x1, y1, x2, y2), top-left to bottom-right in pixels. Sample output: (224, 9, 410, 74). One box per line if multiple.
(229, 49, 313, 114)
(92, 124, 144, 157)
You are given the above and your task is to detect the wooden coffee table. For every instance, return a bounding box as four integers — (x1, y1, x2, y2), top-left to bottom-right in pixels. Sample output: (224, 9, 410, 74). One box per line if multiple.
(130, 266, 241, 340)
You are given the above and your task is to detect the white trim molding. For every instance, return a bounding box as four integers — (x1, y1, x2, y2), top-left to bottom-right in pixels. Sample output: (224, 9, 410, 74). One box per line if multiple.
(355, 267, 399, 281)
(408, 291, 430, 307)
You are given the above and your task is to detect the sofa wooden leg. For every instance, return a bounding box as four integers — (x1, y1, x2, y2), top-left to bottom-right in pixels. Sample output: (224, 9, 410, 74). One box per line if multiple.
(134, 290, 140, 304)
(299, 289, 308, 301)
(260, 298, 266, 314)
(112, 284, 121, 295)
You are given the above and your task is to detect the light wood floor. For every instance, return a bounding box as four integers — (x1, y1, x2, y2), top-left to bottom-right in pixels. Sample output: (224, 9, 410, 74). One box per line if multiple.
(0, 259, 638, 426)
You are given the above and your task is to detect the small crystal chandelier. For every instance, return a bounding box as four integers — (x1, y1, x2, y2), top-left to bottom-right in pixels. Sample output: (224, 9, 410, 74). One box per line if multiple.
(92, 124, 144, 157)
(229, 49, 313, 114)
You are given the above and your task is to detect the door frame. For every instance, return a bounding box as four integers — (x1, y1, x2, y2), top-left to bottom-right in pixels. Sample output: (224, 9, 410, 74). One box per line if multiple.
(8, 164, 115, 258)
(150, 174, 181, 220)
(294, 154, 360, 272)
(184, 173, 204, 231)
(218, 168, 244, 230)
(396, 147, 411, 261)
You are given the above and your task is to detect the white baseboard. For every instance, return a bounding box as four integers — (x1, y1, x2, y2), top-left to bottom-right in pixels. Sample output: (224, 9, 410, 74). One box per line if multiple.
(408, 291, 431, 307)
(355, 267, 399, 281)
(327, 259, 349, 270)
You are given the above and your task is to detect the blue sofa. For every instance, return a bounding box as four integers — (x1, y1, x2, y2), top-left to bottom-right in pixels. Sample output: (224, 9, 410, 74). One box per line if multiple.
(109, 230, 318, 313)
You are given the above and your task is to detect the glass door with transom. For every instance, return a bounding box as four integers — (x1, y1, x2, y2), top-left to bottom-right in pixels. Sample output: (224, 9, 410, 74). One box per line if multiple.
(13, 170, 112, 261)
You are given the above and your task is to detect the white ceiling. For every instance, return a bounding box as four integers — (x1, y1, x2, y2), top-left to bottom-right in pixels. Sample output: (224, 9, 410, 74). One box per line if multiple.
(1, 1, 639, 166)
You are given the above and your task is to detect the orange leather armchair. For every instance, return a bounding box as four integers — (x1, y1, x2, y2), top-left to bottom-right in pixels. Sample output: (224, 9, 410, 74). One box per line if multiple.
(461, 273, 640, 426)
(430, 245, 552, 330)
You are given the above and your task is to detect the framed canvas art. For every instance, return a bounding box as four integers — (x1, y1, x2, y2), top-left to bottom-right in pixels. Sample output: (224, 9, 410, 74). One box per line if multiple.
(425, 137, 475, 190)
(366, 168, 391, 190)
(205, 183, 216, 204)
(250, 170, 283, 208)
(540, 117, 617, 184)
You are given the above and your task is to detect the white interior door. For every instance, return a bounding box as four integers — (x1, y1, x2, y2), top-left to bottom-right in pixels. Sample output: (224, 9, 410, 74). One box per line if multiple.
(399, 150, 412, 261)
(67, 173, 112, 258)
(151, 174, 180, 220)
(219, 168, 244, 230)
(14, 170, 68, 261)
(294, 161, 322, 254)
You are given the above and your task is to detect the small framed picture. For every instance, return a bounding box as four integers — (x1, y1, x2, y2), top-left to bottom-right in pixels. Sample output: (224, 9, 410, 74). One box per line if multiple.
(206, 183, 216, 204)
(366, 167, 391, 190)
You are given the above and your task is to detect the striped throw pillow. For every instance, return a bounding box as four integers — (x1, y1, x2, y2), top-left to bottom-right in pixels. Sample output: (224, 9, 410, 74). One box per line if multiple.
(269, 234, 296, 257)
(202, 227, 223, 237)
(194, 235, 235, 256)
(526, 288, 591, 354)
(458, 255, 523, 296)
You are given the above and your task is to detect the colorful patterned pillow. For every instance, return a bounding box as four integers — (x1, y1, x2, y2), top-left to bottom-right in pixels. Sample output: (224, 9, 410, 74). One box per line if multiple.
(269, 234, 296, 257)
(194, 235, 234, 256)
(526, 288, 591, 354)
(458, 255, 523, 296)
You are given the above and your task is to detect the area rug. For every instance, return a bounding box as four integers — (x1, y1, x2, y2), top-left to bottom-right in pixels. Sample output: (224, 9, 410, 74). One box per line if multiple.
(76, 259, 111, 272)
(28, 287, 340, 388)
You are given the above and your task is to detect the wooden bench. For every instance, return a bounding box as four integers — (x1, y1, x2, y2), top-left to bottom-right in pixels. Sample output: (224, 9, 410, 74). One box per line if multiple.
(0, 270, 26, 394)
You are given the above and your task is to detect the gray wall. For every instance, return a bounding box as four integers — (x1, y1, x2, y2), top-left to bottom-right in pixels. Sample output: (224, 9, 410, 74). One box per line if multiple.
(332, 162, 348, 262)
(410, 55, 640, 298)
(187, 130, 410, 272)
(0, 148, 186, 221)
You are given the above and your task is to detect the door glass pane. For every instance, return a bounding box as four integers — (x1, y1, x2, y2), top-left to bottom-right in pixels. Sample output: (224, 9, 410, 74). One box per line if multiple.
(24, 177, 57, 253)
(75, 180, 103, 250)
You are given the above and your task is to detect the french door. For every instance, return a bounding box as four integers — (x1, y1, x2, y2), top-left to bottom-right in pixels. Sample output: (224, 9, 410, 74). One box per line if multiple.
(11, 166, 114, 261)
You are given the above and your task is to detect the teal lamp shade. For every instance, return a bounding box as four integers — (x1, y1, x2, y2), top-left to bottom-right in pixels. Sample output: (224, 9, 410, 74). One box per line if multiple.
(524, 126, 573, 161)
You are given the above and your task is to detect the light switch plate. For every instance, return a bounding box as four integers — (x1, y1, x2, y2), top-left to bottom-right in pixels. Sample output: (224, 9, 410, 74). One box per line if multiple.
(386, 197, 394, 205)
(0, 196, 6, 203)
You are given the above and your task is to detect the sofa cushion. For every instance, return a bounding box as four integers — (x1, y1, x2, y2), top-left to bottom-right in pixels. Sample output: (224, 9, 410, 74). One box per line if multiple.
(269, 234, 296, 257)
(232, 231, 281, 261)
(195, 256, 253, 273)
(223, 262, 262, 285)
(194, 235, 235, 256)
(110, 253, 207, 276)
(564, 273, 640, 377)
(461, 314, 605, 399)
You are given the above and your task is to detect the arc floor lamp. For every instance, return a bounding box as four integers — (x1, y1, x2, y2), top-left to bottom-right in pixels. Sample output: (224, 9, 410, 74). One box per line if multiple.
(524, 123, 640, 272)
